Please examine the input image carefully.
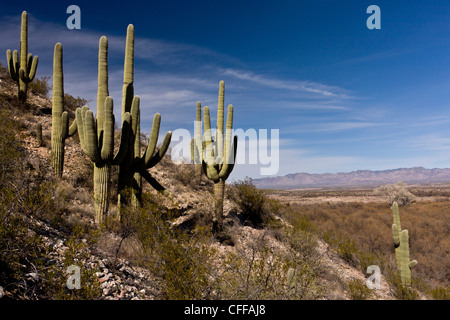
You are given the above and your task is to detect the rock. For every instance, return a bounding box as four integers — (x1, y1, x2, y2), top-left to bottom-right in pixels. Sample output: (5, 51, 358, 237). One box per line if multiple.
(98, 274, 110, 283)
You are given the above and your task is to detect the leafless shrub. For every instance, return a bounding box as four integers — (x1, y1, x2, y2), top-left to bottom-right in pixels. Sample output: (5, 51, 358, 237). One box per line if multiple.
(373, 182, 416, 206)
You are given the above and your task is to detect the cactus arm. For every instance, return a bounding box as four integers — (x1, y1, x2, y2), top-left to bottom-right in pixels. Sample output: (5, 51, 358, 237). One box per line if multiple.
(392, 224, 400, 247)
(409, 260, 418, 269)
(121, 24, 135, 119)
(191, 137, 195, 162)
(392, 202, 402, 231)
(96, 36, 109, 139)
(112, 112, 132, 165)
(80, 109, 100, 163)
(140, 170, 166, 193)
(60, 111, 69, 139)
(216, 80, 225, 160)
(219, 134, 238, 180)
(100, 96, 115, 161)
(194, 101, 202, 164)
(142, 113, 161, 166)
(68, 121, 77, 137)
(21, 53, 38, 83)
(145, 131, 172, 168)
(6, 50, 19, 81)
(202, 106, 221, 182)
(202, 106, 216, 164)
(76, 107, 86, 151)
(26, 53, 33, 74)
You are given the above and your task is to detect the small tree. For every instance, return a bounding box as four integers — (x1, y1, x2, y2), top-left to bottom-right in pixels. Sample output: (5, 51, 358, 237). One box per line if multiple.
(373, 182, 416, 206)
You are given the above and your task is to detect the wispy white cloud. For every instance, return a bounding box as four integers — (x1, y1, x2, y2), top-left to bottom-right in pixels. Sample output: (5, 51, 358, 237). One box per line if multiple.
(221, 68, 351, 98)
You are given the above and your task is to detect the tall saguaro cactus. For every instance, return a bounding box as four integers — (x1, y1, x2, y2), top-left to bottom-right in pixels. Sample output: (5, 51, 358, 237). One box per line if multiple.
(191, 101, 203, 177)
(76, 98, 131, 225)
(51, 43, 77, 177)
(391, 202, 418, 288)
(202, 81, 238, 224)
(117, 25, 172, 210)
(6, 11, 38, 104)
(75, 35, 131, 226)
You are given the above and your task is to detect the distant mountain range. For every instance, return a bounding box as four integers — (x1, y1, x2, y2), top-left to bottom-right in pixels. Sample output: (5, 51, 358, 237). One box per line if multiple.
(252, 167, 450, 190)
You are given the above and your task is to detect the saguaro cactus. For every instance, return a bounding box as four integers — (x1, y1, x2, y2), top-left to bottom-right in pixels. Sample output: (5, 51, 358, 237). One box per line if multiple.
(191, 101, 203, 176)
(36, 122, 43, 146)
(51, 43, 77, 177)
(201, 81, 238, 224)
(75, 35, 131, 226)
(391, 202, 418, 288)
(76, 98, 131, 225)
(6, 11, 38, 104)
(117, 25, 172, 210)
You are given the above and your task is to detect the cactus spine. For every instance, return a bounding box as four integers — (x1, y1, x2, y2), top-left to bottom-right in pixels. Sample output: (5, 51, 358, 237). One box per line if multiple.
(75, 36, 131, 226)
(117, 25, 172, 210)
(6, 11, 38, 104)
(202, 81, 238, 224)
(391, 202, 418, 288)
(51, 43, 77, 177)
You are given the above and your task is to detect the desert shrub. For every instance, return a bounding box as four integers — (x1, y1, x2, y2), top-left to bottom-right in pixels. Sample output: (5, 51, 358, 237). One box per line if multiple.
(385, 266, 420, 300)
(117, 192, 216, 299)
(348, 279, 373, 300)
(428, 286, 450, 300)
(228, 177, 273, 226)
(29, 75, 50, 97)
(42, 226, 101, 300)
(214, 228, 324, 300)
(373, 182, 416, 206)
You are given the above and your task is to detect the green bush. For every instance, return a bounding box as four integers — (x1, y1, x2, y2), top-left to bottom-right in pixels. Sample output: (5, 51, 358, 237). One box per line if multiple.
(348, 279, 373, 300)
(29, 76, 50, 97)
(228, 177, 272, 226)
(115, 192, 216, 299)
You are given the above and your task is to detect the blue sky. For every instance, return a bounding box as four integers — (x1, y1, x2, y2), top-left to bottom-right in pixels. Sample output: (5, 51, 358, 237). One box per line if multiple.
(1, 0, 450, 181)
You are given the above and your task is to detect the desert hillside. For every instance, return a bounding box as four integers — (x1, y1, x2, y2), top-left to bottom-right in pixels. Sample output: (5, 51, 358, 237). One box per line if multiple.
(0, 63, 448, 301)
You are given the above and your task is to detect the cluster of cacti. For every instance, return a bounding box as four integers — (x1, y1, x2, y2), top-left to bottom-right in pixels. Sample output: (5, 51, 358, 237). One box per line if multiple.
(6, 11, 38, 104)
(66, 25, 171, 226)
(191, 81, 238, 226)
(9, 11, 233, 229)
(51, 43, 77, 177)
(116, 25, 172, 211)
(391, 202, 418, 288)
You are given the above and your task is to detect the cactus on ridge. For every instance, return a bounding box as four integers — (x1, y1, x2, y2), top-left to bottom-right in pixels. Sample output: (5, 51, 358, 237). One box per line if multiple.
(51, 43, 77, 177)
(191, 101, 203, 177)
(201, 80, 238, 225)
(75, 35, 131, 226)
(117, 24, 172, 210)
(6, 11, 38, 104)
